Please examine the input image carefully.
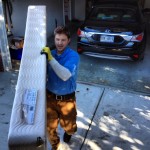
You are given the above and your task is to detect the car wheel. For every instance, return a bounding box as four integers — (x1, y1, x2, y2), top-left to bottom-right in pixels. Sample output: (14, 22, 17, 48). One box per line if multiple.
(139, 52, 145, 61)
(140, 55, 144, 61)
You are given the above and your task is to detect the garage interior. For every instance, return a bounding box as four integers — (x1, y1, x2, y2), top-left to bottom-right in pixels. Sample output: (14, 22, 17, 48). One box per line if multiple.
(0, 0, 150, 71)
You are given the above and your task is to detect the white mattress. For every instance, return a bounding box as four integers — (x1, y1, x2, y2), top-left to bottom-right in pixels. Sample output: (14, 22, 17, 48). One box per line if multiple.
(8, 6, 47, 150)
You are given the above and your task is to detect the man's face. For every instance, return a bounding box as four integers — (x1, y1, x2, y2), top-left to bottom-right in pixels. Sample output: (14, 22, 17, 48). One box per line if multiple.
(55, 33, 70, 54)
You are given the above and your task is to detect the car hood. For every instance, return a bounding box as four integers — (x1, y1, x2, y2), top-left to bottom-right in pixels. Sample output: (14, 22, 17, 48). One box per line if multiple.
(82, 20, 145, 34)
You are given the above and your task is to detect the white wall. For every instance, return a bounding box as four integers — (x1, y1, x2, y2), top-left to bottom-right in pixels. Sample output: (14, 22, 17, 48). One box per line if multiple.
(11, 0, 63, 37)
(75, 0, 86, 21)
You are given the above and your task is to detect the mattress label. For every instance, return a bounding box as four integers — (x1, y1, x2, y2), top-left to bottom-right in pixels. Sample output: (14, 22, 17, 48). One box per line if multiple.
(22, 89, 38, 125)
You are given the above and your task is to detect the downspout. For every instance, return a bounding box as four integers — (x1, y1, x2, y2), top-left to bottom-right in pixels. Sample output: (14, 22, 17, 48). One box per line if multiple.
(0, 0, 12, 71)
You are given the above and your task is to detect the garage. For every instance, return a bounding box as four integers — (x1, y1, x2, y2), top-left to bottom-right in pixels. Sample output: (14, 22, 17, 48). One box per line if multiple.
(0, 0, 150, 71)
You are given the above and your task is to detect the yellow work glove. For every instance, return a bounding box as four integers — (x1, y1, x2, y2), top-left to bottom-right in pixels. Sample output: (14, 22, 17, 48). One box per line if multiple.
(41, 47, 53, 61)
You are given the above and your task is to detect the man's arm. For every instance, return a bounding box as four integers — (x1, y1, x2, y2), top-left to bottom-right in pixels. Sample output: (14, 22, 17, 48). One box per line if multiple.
(41, 47, 72, 81)
(49, 59, 72, 81)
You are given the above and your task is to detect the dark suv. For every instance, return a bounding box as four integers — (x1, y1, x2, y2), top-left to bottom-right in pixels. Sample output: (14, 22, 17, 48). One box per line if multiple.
(77, 0, 149, 61)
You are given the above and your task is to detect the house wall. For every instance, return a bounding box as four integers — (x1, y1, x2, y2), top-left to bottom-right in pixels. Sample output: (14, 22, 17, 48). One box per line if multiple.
(11, 0, 63, 38)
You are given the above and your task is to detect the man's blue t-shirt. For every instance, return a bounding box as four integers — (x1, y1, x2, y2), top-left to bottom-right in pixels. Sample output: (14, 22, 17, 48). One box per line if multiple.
(47, 47, 80, 95)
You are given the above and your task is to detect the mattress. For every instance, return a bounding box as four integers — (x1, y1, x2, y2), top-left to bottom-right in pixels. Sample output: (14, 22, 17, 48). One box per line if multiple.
(8, 5, 47, 150)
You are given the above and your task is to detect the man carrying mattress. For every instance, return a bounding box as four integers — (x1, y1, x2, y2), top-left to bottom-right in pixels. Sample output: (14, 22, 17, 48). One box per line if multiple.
(41, 26, 80, 150)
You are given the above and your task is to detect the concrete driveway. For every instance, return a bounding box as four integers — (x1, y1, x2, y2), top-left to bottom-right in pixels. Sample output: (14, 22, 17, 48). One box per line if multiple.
(1, 72, 150, 150)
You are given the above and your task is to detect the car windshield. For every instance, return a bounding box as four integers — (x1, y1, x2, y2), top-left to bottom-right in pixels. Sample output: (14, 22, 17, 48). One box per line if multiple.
(89, 7, 138, 22)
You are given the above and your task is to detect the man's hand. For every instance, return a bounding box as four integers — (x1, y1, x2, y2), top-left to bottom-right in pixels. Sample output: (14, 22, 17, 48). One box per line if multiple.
(41, 47, 53, 61)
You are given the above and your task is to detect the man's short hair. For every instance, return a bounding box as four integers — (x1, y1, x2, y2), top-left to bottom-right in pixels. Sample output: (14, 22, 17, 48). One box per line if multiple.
(54, 26, 71, 39)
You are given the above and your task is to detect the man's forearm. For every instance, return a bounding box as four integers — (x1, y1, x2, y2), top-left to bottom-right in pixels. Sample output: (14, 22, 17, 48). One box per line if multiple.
(49, 59, 71, 81)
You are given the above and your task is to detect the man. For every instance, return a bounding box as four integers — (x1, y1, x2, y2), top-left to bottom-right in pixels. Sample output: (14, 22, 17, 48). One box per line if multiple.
(41, 26, 79, 150)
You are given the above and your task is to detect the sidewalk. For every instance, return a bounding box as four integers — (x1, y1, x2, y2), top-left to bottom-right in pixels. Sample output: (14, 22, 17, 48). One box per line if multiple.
(0, 71, 150, 150)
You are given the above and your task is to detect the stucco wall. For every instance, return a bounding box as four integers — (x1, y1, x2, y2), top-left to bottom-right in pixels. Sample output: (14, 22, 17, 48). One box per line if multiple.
(11, 0, 63, 38)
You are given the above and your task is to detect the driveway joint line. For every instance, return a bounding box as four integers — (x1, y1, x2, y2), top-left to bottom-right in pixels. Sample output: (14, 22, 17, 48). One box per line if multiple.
(79, 87, 105, 150)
